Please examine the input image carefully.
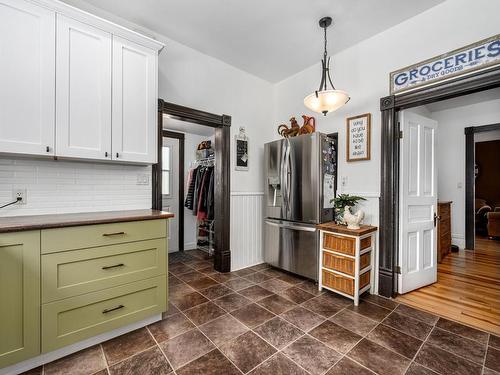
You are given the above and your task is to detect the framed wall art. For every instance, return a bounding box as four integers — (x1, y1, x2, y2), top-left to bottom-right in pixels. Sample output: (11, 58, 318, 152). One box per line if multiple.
(235, 126, 249, 171)
(346, 113, 371, 162)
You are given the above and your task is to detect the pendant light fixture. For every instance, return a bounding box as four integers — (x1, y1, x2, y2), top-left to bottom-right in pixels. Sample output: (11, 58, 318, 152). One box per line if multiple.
(304, 17, 350, 116)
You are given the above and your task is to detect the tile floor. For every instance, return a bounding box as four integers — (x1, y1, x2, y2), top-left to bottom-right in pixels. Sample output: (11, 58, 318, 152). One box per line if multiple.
(22, 249, 500, 375)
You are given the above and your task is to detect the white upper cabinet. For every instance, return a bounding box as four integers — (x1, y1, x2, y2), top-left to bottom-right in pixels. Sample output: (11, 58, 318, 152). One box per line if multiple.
(0, 0, 55, 156)
(112, 37, 158, 164)
(56, 15, 112, 160)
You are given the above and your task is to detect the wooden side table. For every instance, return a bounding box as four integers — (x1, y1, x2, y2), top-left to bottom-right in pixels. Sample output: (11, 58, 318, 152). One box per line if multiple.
(317, 222, 378, 306)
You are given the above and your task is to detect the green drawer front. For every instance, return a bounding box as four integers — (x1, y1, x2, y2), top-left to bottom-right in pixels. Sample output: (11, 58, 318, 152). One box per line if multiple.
(42, 239, 167, 303)
(42, 276, 167, 353)
(41, 219, 167, 254)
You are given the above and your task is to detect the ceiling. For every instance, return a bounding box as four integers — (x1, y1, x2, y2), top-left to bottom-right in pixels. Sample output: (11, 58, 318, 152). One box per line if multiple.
(163, 116, 214, 136)
(62, 0, 445, 83)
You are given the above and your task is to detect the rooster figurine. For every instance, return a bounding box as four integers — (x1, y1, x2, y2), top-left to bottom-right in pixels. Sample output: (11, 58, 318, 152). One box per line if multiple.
(343, 206, 365, 230)
(278, 116, 316, 138)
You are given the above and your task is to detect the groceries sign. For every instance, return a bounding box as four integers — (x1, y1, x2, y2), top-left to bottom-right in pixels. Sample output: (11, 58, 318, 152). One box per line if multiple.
(390, 35, 500, 94)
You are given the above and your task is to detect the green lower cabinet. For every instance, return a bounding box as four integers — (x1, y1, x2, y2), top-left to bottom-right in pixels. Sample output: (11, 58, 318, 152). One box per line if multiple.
(0, 231, 41, 369)
(41, 275, 167, 353)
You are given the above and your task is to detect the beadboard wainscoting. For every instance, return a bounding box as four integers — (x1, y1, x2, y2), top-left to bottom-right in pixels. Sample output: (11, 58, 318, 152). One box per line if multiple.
(230, 192, 264, 271)
(0, 157, 151, 217)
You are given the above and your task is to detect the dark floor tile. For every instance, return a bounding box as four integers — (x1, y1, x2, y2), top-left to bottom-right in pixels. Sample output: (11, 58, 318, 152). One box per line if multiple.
(483, 368, 500, 375)
(405, 362, 438, 375)
(261, 267, 288, 278)
(171, 291, 209, 311)
(169, 283, 195, 299)
(183, 301, 226, 325)
(382, 311, 433, 340)
(415, 343, 482, 375)
(427, 327, 486, 364)
(184, 249, 208, 260)
(186, 276, 219, 290)
(44, 346, 106, 375)
(260, 278, 294, 294)
(282, 335, 341, 375)
(220, 331, 277, 373)
(257, 294, 296, 314)
(489, 335, 500, 349)
(280, 286, 316, 304)
(254, 317, 304, 349)
(244, 272, 273, 283)
(348, 339, 411, 375)
(309, 320, 362, 353)
(280, 306, 325, 331)
(249, 263, 270, 272)
(361, 293, 399, 310)
(326, 357, 373, 375)
(159, 328, 214, 369)
(198, 265, 216, 274)
(395, 304, 439, 326)
(199, 283, 233, 299)
(186, 260, 212, 270)
(486, 346, 500, 372)
(224, 277, 255, 291)
(168, 274, 183, 286)
(367, 324, 423, 359)
(234, 268, 255, 277)
(347, 300, 392, 322)
(209, 272, 239, 283)
(176, 349, 240, 375)
(239, 285, 274, 301)
(19, 366, 42, 375)
(330, 309, 378, 336)
(102, 328, 155, 365)
(296, 280, 323, 296)
(249, 353, 308, 375)
(91, 370, 108, 375)
(177, 270, 205, 283)
(213, 292, 251, 312)
(148, 313, 195, 342)
(108, 347, 172, 375)
(199, 314, 248, 346)
(318, 291, 353, 307)
(163, 302, 180, 318)
(277, 273, 305, 285)
(231, 303, 275, 328)
(435, 318, 489, 344)
(301, 295, 343, 318)
(169, 263, 194, 276)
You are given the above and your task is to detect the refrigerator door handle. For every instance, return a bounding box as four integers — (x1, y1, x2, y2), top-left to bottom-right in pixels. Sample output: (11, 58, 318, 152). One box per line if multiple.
(264, 219, 317, 232)
(280, 140, 289, 216)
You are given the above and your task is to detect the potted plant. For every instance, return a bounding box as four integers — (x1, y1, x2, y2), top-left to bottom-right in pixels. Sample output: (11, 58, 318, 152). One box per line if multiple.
(331, 194, 366, 225)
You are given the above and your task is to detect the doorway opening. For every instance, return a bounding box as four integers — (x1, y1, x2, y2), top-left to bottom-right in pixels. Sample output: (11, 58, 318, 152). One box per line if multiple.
(153, 100, 231, 272)
(393, 89, 500, 332)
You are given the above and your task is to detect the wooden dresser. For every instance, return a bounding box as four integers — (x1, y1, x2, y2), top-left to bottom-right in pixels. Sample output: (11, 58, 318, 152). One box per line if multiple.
(438, 201, 452, 262)
(317, 223, 378, 305)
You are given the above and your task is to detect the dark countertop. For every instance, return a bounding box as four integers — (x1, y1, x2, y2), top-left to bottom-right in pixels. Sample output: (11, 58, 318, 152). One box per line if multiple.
(0, 209, 174, 233)
(317, 222, 378, 236)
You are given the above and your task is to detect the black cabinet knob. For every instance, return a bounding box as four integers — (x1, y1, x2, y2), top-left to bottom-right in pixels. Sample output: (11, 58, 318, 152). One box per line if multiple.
(105, 151, 108, 157)
(46, 146, 50, 152)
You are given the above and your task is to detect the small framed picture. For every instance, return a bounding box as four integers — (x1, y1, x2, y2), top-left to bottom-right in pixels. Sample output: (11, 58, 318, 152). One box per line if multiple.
(235, 127, 249, 171)
(346, 113, 371, 162)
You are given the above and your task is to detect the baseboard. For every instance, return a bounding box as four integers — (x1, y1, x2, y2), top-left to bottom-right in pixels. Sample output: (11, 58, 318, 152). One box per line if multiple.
(184, 242, 197, 250)
(0, 314, 162, 375)
(452, 234, 465, 250)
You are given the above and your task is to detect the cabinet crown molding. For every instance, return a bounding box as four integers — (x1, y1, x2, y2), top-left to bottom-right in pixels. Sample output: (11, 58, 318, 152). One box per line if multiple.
(29, 0, 165, 52)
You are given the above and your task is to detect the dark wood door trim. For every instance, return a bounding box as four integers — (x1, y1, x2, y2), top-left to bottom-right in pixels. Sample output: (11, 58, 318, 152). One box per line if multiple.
(379, 65, 500, 298)
(162, 130, 185, 253)
(154, 99, 232, 272)
(464, 122, 500, 250)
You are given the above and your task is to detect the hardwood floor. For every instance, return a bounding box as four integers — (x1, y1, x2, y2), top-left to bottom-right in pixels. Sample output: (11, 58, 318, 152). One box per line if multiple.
(397, 236, 500, 334)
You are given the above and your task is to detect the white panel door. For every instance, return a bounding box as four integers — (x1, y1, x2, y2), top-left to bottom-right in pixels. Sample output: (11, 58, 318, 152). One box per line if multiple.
(112, 36, 157, 163)
(399, 111, 438, 294)
(56, 15, 112, 160)
(0, 0, 55, 156)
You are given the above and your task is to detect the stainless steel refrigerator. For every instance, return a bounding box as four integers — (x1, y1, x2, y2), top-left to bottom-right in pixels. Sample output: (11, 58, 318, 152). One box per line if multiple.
(264, 132, 337, 281)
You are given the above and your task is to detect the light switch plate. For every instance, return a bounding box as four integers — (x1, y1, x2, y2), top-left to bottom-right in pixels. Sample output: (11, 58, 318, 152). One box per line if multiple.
(136, 174, 150, 185)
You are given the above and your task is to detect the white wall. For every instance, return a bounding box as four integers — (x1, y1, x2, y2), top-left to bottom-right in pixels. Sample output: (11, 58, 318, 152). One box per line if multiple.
(273, 0, 500, 228)
(430, 97, 500, 248)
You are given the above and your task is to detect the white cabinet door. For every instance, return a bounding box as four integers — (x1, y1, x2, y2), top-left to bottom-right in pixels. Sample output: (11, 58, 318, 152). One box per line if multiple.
(0, 0, 55, 156)
(112, 36, 157, 163)
(56, 15, 112, 160)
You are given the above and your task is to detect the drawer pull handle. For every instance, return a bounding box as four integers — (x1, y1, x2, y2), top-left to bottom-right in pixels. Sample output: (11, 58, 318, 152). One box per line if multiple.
(102, 263, 124, 270)
(102, 305, 124, 314)
(102, 231, 125, 237)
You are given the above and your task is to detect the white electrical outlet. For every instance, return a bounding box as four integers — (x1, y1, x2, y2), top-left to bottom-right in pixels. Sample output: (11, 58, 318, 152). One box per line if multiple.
(13, 188, 27, 205)
(136, 174, 150, 185)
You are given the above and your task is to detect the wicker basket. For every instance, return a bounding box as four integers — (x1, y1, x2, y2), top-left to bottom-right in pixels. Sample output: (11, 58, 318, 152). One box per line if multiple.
(360, 270, 371, 289)
(360, 252, 371, 270)
(323, 252, 355, 275)
(322, 269, 371, 296)
(323, 233, 355, 256)
(360, 236, 371, 250)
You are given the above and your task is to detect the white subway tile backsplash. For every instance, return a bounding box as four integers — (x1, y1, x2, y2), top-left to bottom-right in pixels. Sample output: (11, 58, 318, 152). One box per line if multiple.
(0, 157, 152, 217)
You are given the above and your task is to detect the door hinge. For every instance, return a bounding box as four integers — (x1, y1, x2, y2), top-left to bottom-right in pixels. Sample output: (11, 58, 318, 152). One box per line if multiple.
(395, 266, 401, 274)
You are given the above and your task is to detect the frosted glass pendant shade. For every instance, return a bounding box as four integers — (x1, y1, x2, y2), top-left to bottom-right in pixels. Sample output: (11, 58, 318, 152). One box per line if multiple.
(304, 89, 350, 115)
